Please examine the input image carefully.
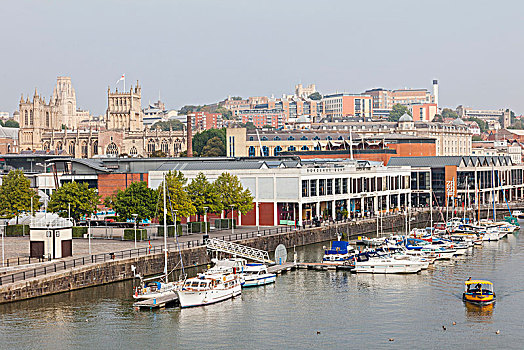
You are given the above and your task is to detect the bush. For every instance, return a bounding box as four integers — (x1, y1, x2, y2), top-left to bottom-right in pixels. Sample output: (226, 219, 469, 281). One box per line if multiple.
(5, 224, 29, 236)
(187, 221, 211, 234)
(72, 226, 88, 238)
(123, 228, 148, 240)
(158, 225, 182, 237)
(214, 219, 236, 229)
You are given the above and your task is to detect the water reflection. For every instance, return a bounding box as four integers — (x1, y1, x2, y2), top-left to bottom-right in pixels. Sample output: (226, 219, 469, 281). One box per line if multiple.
(464, 302, 494, 322)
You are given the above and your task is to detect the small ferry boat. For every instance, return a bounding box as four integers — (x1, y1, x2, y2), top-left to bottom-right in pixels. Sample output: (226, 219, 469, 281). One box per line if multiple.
(242, 263, 276, 287)
(177, 271, 242, 308)
(463, 279, 496, 305)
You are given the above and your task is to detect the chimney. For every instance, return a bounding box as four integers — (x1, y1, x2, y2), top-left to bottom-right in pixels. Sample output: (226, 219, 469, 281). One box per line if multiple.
(432, 79, 439, 107)
(186, 114, 193, 157)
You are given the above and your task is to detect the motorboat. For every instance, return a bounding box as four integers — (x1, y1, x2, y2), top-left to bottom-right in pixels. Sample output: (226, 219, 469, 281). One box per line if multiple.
(512, 210, 524, 220)
(418, 246, 456, 260)
(242, 263, 276, 287)
(463, 279, 496, 305)
(360, 236, 386, 247)
(481, 230, 499, 242)
(352, 252, 423, 274)
(178, 270, 242, 308)
(322, 240, 356, 264)
(133, 279, 180, 300)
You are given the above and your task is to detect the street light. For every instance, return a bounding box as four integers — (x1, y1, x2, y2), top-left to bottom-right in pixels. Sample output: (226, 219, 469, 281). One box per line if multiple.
(88, 216, 92, 255)
(257, 203, 260, 232)
(132, 214, 138, 249)
(1, 221, 5, 267)
(203, 206, 209, 236)
(230, 205, 235, 235)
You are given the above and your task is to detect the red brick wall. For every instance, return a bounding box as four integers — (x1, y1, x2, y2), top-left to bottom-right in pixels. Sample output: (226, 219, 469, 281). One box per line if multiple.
(98, 173, 148, 202)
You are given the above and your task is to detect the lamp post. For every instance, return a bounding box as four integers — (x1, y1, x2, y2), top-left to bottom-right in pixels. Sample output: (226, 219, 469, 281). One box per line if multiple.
(230, 205, 235, 235)
(68, 203, 71, 222)
(132, 214, 138, 249)
(257, 203, 260, 232)
(203, 206, 209, 236)
(2, 221, 5, 267)
(88, 216, 91, 255)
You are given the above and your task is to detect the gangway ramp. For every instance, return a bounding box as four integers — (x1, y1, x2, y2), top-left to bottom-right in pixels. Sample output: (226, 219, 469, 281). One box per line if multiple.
(205, 238, 274, 264)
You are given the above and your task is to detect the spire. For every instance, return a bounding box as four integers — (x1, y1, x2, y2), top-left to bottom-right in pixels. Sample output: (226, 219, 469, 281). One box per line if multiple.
(34, 88, 38, 97)
(20, 94, 24, 103)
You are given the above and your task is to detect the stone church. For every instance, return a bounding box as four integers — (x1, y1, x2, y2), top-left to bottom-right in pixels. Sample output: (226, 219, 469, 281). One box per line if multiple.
(18, 77, 186, 158)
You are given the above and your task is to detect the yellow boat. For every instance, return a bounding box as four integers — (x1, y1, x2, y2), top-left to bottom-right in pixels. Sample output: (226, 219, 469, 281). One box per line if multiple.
(463, 280, 496, 305)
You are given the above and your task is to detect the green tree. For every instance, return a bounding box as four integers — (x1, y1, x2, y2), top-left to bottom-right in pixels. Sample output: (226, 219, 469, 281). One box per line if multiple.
(308, 92, 322, 100)
(231, 96, 243, 101)
(472, 135, 483, 141)
(150, 149, 167, 157)
(179, 105, 201, 115)
(48, 182, 100, 221)
(159, 171, 196, 221)
(215, 106, 233, 120)
(0, 170, 40, 219)
(388, 104, 411, 122)
(441, 108, 458, 119)
(213, 172, 254, 216)
(433, 114, 444, 122)
(107, 181, 158, 221)
(192, 128, 226, 156)
(238, 121, 256, 129)
(3, 120, 19, 128)
(186, 173, 221, 221)
(201, 136, 226, 157)
(152, 119, 184, 131)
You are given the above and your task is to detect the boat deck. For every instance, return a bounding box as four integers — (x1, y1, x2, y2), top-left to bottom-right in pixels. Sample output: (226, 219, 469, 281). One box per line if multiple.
(133, 293, 179, 309)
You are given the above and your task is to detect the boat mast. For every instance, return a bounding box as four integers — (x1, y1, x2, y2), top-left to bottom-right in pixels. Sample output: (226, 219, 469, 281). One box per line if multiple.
(492, 163, 496, 221)
(464, 176, 468, 222)
(163, 173, 168, 283)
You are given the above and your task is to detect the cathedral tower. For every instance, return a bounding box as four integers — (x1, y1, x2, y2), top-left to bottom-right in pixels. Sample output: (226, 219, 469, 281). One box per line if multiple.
(105, 82, 144, 131)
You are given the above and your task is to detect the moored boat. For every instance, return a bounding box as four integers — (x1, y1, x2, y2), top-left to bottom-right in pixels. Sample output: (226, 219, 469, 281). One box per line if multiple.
(242, 263, 276, 287)
(178, 271, 242, 308)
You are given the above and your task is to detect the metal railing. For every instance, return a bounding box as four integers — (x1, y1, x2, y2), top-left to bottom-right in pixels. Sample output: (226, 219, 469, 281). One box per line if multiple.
(205, 238, 273, 263)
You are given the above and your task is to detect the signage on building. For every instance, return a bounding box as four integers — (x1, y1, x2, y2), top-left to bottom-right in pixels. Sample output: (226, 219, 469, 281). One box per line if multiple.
(446, 178, 455, 197)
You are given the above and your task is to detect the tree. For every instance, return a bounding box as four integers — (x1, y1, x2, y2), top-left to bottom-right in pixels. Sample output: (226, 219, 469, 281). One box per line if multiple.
(201, 136, 226, 157)
(262, 124, 274, 129)
(231, 96, 243, 100)
(238, 121, 256, 129)
(179, 105, 201, 115)
(150, 150, 167, 157)
(216, 106, 233, 120)
(466, 117, 488, 133)
(159, 171, 196, 222)
(472, 135, 483, 141)
(213, 172, 254, 216)
(152, 119, 184, 131)
(441, 108, 458, 119)
(388, 104, 411, 122)
(308, 92, 322, 100)
(48, 182, 100, 221)
(508, 119, 524, 130)
(2, 120, 19, 128)
(433, 114, 444, 122)
(192, 128, 226, 156)
(186, 173, 221, 221)
(107, 182, 158, 221)
(0, 170, 40, 219)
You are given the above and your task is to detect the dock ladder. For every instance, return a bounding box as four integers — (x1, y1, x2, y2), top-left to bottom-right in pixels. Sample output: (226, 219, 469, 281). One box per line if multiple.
(205, 238, 274, 264)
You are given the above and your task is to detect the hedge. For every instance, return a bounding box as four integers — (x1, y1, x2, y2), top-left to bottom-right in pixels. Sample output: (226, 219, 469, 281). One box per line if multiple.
(214, 219, 236, 229)
(123, 228, 148, 240)
(187, 221, 211, 234)
(72, 226, 88, 238)
(158, 225, 182, 237)
(5, 225, 30, 236)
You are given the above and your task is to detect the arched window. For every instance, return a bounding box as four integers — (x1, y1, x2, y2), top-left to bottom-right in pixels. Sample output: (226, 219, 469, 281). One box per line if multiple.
(130, 146, 138, 156)
(288, 146, 296, 151)
(273, 136, 281, 141)
(249, 136, 254, 141)
(338, 136, 344, 140)
(81, 141, 88, 158)
(301, 146, 309, 151)
(287, 136, 295, 140)
(69, 142, 75, 155)
(67, 102, 73, 115)
(173, 143, 180, 156)
(262, 146, 269, 156)
(248, 146, 255, 157)
(46, 112, 50, 127)
(43, 142, 50, 151)
(261, 136, 268, 141)
(92, 141, 98, 155)
(274, 146, 282, 156)
(314, 143, 321, 150)
(29, 111, 33, 125)
(56, 141, 63, 151)
(147, 139, 156, 154)
(313, 136, 320, 140)
(106, 142, 118, 156)
(300, 136, 308, 140)
(24, 111, 28, 125)
(326, 136, 333, 140)
(161, 139, 169, 154)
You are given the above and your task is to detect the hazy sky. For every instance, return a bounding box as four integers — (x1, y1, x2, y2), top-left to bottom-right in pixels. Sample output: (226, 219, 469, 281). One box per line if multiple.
(1, 0, 523, 115)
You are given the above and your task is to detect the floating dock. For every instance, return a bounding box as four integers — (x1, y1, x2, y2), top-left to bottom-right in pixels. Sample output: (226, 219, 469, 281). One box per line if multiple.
(267, 262, 297, 275)
(297, 262, 354, 271)
(133, 292, 179, 309)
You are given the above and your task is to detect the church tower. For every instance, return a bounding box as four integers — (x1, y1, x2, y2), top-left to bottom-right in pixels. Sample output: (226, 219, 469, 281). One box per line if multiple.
(52, 76, 80, 129)
(105, 82, 144, 131)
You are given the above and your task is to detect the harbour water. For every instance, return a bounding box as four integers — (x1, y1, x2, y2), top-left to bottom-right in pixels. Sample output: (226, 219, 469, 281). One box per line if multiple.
(0, 233, 522, 349)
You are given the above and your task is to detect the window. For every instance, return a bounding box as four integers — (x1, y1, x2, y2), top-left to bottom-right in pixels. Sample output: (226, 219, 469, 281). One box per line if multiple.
(273, 136, 281, 141)
(326, 136, 332, 140)
(274, 146, 282, 156)
(338, 136, 344, 140)
(106, 142, 118, 156)
(327, 179, 333, 195)
(56, 141, 63, 151)
(313, 136, 320, 140)
(248, 146, 255, 157)
(310, 180, 317, 196)
(130, 146, 138, 156)
(46, 112, 50, 127)
(287, 136, 295, 140)
(301, 146, 309, 151)
(30, 111, 34, 125)
(92, 141, 98, 155)
(81, 141, 88, 158)
(69, 142, 75, 155)
(161, 140, 169, 154)
(335, 178, 341, 194)
(287, 146, 296, 151)
(262, 146, 269, 156)
(249, 136, 254, 141)
(43, 142, 50, 151)
(302, 180, 309, 197)
(319, 179, 326, 195)
(147, 139, 155, 154)
(300, 136, 308, 140)
(261, 136, 268, 141)
(314, 144, 321, 151)
(24, 111, 28, 125)
(342, 178, 348, 194)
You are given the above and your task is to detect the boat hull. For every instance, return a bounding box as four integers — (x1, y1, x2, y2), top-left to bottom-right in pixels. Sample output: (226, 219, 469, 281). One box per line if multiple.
(463, 293, 495, 305)
(178, 284, 241, 308)
(243, 274, 276, 288)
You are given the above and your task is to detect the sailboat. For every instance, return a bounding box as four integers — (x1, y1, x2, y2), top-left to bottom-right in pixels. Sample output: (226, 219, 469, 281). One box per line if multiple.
(133, 174, 185, 300)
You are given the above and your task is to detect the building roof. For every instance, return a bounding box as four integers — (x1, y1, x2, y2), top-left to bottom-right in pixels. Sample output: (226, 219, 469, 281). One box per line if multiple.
(398, 113, 413, 122)
(387, 155, 512, 167)
(0, 126, 18, 139)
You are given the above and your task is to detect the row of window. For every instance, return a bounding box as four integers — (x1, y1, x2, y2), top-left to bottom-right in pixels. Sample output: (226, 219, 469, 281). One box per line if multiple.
(302, 175, 409, 197)
(249, 135, 348, 141)
(249, 144, 321, 156)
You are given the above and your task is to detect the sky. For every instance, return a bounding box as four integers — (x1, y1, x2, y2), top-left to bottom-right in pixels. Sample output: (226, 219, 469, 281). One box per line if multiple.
(1, 0, 523, 116)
